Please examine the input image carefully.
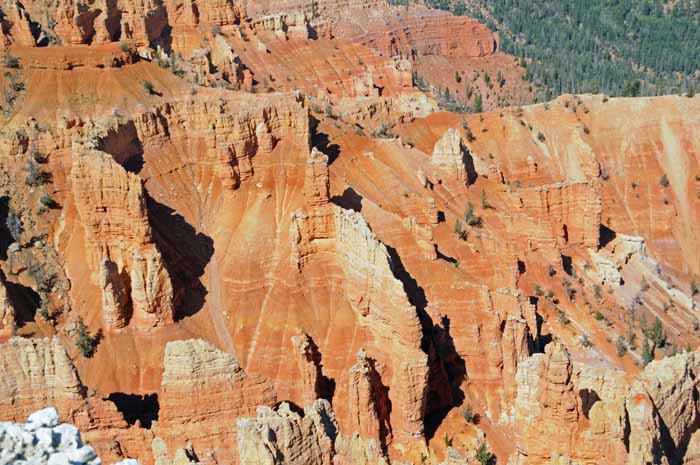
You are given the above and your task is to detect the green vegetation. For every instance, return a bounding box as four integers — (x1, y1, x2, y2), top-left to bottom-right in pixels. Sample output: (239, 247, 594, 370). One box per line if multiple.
(25, 159, 49, 186)
(3, 50, 20, 69)
(454, 219, 468, 241)
(558, 309, 570, 325)
(463, 404, 477, 424)
(580, 333, 593, 348)
(142, 80, 157, 95)
(622, 79, 641, 97)
(444, 433, 454, 448)
(31, 148, 48, 164)
(475, 442, 496, 465)
(426, 0, 700, 98)
(119, 40, 134, 53)
(616, 335, 627, 357)
(473, 93, 483, 113)
(39, 193, 59, 210)
(157, 54, 186, 78)
(593, 284, 602, 302)
(461, 119, 476, 141)
(5, 211, 22, 241)
(565, 286, 576, 302)
(465, 201, 482, 227)
(75, 317, 98, 358)
(646, 317, 667, 348)
(640, 276, 650, 292)
(481, 190, 493, 209)
(373, 123, 394, 139)
(626, 330, 637, 351)
(642, 337, 654, 366)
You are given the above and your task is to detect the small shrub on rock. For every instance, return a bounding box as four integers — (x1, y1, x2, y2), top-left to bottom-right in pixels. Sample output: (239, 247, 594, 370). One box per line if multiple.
(75, 317, 98, 358)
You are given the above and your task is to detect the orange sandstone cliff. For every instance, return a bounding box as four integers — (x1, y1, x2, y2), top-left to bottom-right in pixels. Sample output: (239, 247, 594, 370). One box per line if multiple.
(0, 1, 699, 465)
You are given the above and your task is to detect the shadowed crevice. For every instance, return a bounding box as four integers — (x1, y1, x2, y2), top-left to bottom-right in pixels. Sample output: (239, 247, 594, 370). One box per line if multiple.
(98, 121, 144, 174)
(310, 115, 341, 164)
(107, 392, 159, 429)
(5, 276, 41, 327)
(600, 224, 617, 249)
(146, 197, 214, 321)
(303, 335, 336, 402)
(655, 385, 700, 465)
(385, 245, 466, 440)
(0, 196, 13, 260)
(331, 187, 363, 212)
(579, 388, 601, 420)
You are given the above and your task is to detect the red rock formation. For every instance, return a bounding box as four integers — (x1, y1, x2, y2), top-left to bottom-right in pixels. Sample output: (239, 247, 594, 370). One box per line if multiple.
(241, 0, 388, 19)
(511, 342, 628, 464)
(346, 349, 391, 446)
(237, 400, 337, 465)
(431, 127, 477, 185)
(130, 92, 309, 190)
(157, 339, 277, 463)
(0, 272, 16, 339)
(511, 181, 602, 252)
(511, 343, 700, 465)
(495, 289, 539, 408)
(291, 332, 326, 406)
(290, 148, 429, 441)
(229, 33, 413, 102)
(335, 6, 497, 61)
(1, 1, 36, 46)
(0, 337, 85, 419)
(2, 3, 700, 462)
(304, 148, 331, 207)
(250, 12, 311, 40)
(628, 352, 700, 464)
(0, 337, 149, 463)
(70, 144, 174, 331)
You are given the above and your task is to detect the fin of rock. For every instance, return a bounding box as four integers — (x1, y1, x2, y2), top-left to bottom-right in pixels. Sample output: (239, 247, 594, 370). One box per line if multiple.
(431, 128, 477, 185)
(290, 148, 429, 441)
(70, 144, 175, 331)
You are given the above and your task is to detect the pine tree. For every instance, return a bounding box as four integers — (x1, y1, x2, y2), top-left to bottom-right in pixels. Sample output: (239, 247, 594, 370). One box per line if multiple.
(642, 337, 654, 366)
(474, 93, 483, 113)
(465, 201, 482, 227)
(616, 336, 627, 357)
(649, 317, 666, 348)
(76, 317, 97, 358)
(475, 443, 496, 465)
